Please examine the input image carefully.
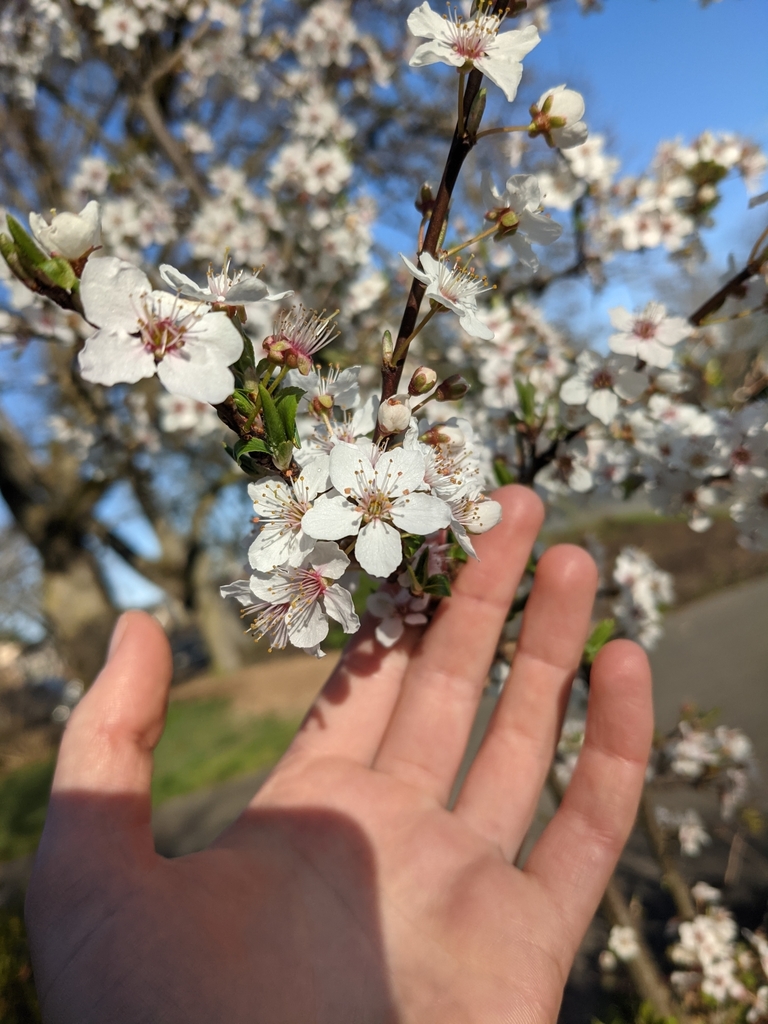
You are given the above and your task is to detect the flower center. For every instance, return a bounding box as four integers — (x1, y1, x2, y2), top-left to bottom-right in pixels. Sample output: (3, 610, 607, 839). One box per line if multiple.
(731, 445, 751, 466)
(445, 10, 500, 62)
(633, 319, 657, 340)
(139, 316, 188, 360)
(361, 490, 393, 521)
(438, 260, 488, 303)
(592, 369, 614, 389)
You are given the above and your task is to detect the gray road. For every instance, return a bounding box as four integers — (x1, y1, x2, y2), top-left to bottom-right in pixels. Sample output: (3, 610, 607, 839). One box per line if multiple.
(149, 574, 768, 857)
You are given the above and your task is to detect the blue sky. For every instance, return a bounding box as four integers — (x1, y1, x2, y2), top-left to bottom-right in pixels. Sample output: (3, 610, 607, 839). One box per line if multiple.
(525, 0, 768, 341)
(374, 0, 768, 341)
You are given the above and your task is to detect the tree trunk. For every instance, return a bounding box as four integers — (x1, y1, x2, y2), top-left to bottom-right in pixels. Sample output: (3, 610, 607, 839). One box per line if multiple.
(41, 547, 117, 683)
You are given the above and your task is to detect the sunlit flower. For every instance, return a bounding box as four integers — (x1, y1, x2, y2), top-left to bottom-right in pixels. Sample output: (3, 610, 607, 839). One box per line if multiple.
(407, 2, 539, 103)
(609, 301, 690, 369)
(29, 200, 101, 260)
(302, 442, 451, 577)
(401, 252, 494, 340)
(160, 258, 291, 307)
(78, 256, 242, 403)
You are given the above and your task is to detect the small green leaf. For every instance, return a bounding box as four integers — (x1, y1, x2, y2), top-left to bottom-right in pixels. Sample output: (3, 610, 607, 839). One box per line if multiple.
(232, 390, 255, 415)
(401, 534, 425, 561)
(275, 391, 300, 442)
(275, 386, 306, 401)
(233, 335, 256, 381)
(40, 257, 77, 291)
(583, 618, 615, 665)
(514, 378, 537, 425)
(233, 437, 270, 462)
(258, 384, 287, 447)
(414, 546, 430, 587)
(493, 457, 516, 486)
(271, 440, 295, 472)
(424, 574, 452, 597)
(5, 215, 47, 268)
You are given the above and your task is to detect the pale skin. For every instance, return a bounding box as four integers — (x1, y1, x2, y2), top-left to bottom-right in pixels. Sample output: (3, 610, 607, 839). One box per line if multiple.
(25, 485, 654, 1024)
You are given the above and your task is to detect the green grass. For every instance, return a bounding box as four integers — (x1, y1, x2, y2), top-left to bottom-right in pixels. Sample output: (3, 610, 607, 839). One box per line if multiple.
(0, 760, 55, 861)
(0, 700, 299, 863)
(151, 699, 299, 804)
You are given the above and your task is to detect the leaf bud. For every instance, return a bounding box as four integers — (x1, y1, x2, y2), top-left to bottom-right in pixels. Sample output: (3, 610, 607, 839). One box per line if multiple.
(415, 183, 435, 217)
(435, 374, 469, 402)
(382, 329, 394, 367)
(377, 393, 412, 435)
(408, 365, 438, 396)
(464, 88, 487, 139)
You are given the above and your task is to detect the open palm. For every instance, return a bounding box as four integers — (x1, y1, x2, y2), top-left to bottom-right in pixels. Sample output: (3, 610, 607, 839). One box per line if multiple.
(26, 485, 653, 1024)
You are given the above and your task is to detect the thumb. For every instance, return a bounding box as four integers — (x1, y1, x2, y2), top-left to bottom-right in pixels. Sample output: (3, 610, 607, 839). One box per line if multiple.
(52, 610, 173, 803)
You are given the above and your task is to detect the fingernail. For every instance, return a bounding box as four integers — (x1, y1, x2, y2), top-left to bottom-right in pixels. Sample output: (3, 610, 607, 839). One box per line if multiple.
(107, 614, 129, 663)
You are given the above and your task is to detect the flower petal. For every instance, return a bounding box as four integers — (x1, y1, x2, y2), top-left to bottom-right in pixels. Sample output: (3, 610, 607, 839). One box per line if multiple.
(80, 256, 150, 332)
(322, 584, 360, 634)
(390, 491, 451, 535)
(302, 494, 361, 540)
(355, 518, 402, 577)
(78, 328, 156, 386)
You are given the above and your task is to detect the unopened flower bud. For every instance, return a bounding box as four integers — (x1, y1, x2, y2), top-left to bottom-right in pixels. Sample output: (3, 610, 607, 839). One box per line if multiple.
(419, 424, 465, 450)
(262, 335, 286, 365)
(415, 183, 435, 217)
(29, 200, 101, 260)
(435, 374, 469, 402)
(408, 365, 437, 396)
(377, 393, 412, 435)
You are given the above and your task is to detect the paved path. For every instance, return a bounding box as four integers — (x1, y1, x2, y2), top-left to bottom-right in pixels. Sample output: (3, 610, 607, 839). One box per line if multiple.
(149, 574, 768, 857)
(649, 574, 768, 771)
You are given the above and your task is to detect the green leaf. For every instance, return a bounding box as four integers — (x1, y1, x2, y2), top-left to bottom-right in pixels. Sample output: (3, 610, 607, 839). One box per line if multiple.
(232, 390, 255, 416)
(514, 378, 537, 425)
(232, 334, 256, 381)
(493, 457, 516, 486)
(233, 437, 270, 463)
(5, 215, 46, 268)
(258, 383, 287, 448)
(40, 257, 77, 291)
(271, 440, 294, 472)
(275, 391, 300, 443)
(583, 618, 615, 665)
(424, 574, 452, 598)
(275, 386, 306, 400)
(401, 534, 425, 561)
(414, 546, 430, 587)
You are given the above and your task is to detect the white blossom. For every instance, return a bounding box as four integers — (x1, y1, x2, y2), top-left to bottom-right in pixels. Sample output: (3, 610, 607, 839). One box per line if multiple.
(222, 542, 359, 657)
(609, 301, 690, 368)
(560, 350, 647, 425)
(302, 442, 451, 577)
(407, 2, 539, 103)
(608, 925, 640, 962)
(401, 252, 494, 340)
(487, 174, 562, 270)
(367, 587, 430, 647)
(530, 85, 588, 149)
(159, 258, 292, 307)
(247, 457, 330, 571)
(78, 256, 242, 403)
(29, 199, 101, 259)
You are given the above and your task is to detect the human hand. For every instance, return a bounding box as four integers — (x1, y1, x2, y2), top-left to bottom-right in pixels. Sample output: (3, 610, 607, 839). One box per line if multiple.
(26, 485, 653, 1024)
